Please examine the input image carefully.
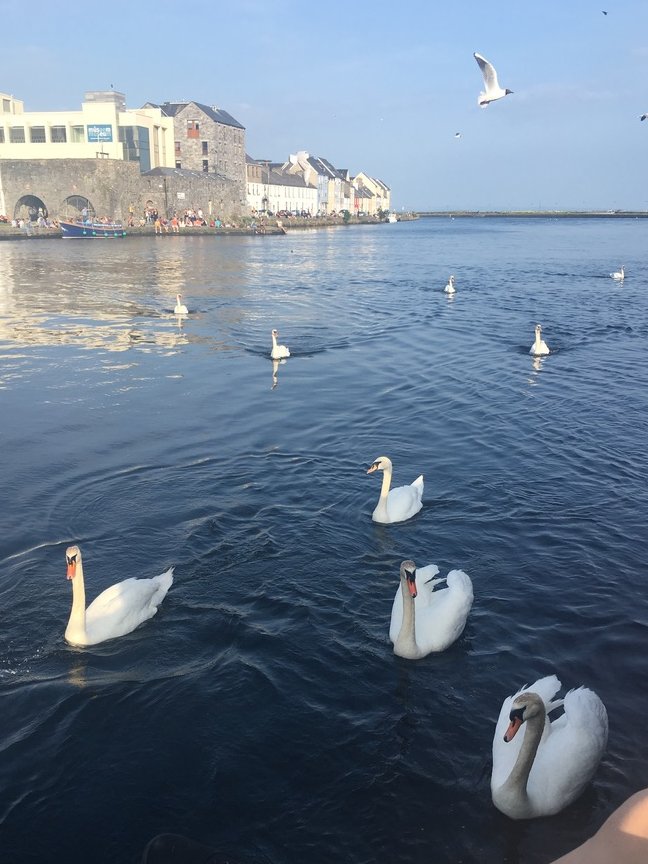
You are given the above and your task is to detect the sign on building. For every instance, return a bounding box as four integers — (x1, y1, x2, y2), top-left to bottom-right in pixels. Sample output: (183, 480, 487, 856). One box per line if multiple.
(87, 124, 113, 143)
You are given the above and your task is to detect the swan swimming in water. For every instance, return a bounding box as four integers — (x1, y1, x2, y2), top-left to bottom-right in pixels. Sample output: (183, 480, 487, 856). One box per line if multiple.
(491, 674, 608, 820)
(270, 329, 290, 359)
(174, 293, 188, 314)
(444, 275, 456, 294)
(64, 544, 173, 647)
(390, 560, 473, 658)
(529, 324, 550, 356)
(610, 266, 625, 281)
(366, 456, 423, 523)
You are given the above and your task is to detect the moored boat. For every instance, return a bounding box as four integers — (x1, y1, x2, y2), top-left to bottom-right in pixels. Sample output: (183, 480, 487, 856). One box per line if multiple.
(60, 219, 127, 238)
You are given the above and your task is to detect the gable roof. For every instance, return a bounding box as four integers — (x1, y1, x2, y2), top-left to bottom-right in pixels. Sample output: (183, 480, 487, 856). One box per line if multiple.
(144, 100, 245, 129)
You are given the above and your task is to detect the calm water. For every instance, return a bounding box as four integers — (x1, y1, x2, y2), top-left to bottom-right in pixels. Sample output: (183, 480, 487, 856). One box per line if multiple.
(1, 219, 647, 864)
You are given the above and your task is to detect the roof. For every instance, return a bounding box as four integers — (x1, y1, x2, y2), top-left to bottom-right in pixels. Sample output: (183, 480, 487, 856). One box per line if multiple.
(144, 100, 245, 129)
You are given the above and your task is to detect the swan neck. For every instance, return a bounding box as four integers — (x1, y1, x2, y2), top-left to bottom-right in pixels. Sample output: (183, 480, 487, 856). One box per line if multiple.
(394, 577, 420, 659)
(66, 560, 87, 644)
(504, 709, 545, 799)
(379, 465, 392, 503)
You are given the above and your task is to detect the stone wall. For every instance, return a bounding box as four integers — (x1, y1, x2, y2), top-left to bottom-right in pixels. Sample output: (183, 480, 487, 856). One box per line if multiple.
(0, 158, 245, 221)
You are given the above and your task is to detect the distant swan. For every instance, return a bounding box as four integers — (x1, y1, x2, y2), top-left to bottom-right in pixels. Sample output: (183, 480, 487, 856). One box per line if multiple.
(366, 456, 423, 524)
(610, 266, 625, 281)
(174, 293, 188, 314)
(444, 274, 456, 294)
(390, 560, 473, 658)
(64, 544, 173, 647)
(271, 328, 290, 359)
(491, 675, 608, 820)
(530, 323, 550, 356)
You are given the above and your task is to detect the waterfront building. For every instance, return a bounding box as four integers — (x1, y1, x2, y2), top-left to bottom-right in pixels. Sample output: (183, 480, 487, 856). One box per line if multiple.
(0, 90, 173, 170)
(246, 157, 318, 215)
(352, 172, 391, 214)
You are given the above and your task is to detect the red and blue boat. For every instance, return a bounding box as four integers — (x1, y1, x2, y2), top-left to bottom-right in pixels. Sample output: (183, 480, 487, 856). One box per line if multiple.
(60, 219, 127, 239)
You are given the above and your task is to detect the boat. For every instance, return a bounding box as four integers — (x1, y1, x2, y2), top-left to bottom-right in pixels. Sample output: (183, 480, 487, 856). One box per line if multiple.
(60, 219, 127, 238)
(387, 212, 398, 223)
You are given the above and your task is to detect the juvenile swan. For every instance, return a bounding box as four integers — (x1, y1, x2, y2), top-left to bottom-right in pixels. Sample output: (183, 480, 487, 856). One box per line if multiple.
(366, 456, 423, 524)
(64, 544, 173, 647)
(390, 560, 473, 658)
(529, 324, 550, 356)
(491, 675, 608, 820)
(271, 329, 290, 359)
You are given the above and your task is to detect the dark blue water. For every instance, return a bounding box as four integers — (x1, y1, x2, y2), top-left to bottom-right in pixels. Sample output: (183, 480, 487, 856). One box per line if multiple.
(1, 219, 647, 864)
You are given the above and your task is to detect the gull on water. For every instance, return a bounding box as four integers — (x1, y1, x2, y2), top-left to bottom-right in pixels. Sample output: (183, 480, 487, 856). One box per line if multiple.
(474, 53, 513, 107)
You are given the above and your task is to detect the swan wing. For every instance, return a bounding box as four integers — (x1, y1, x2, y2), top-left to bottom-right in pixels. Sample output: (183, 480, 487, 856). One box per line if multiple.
(385, 477, 423, 522)
(525, 687, 608, 813)
(414, 569, 473, 653)
(492, 675, 561, 790)
(85, 567, 174, 645)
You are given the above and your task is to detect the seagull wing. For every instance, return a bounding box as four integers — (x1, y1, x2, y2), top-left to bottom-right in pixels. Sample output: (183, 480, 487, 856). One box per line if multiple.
(474, 52, 500, 92)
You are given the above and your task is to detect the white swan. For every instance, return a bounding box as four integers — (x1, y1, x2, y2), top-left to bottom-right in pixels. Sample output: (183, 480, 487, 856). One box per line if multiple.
(444, 274, 456, 294)
(366, 456, 423, 524)
(64, 544, 174, 647)
(174, 293, 188, 314)
(491, 675, 608, 820)
(610, 266, 625, 281)
(530, 323, 550, 356)
(390, 560, 473, 658)
(474, 52, 514, 106)
(271, 328, 290, 359)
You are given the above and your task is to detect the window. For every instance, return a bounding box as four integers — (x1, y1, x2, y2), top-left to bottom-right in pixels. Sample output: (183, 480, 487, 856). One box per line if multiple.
(51, 126, 67, 143)
(0, 128, 4, 143)
(174, 141, 181, 155)
(2, 99, 10, 113)
(30, 126, 46, 143)
(70, 125, 83, 143)
(10, 127, 25, 143)
(187, 120, 200, 138)
(202, 159, 209, 172)
(202, 141, 208, 155)
(175, 160, 182, 169)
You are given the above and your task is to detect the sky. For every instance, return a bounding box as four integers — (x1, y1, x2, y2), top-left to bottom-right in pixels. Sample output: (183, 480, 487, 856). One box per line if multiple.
(3, 0, 648, 211)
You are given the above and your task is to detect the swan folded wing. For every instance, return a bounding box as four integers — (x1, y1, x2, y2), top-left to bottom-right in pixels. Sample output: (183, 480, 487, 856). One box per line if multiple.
(525, 689, 608, 812)
(85, 569, 174, 644)
(491, 675, 561, 790)
(385, 479, 424, 522)
(415, 570, 473, 654)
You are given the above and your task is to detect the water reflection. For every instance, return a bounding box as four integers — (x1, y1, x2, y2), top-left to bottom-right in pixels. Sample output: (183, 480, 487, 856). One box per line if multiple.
(271, 358, 288, 389)
(527, 354, 545, 385)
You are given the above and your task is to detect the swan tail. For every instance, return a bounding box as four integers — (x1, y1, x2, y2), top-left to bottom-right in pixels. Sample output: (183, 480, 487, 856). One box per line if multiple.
(150, 567, 174, 608)
(564, 687, 608, 741)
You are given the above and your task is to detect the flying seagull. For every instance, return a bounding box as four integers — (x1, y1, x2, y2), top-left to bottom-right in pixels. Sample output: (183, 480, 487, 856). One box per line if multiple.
(641, 114, 647, 121)
(455, 132, 462, 138)
(474, 52, 513, 106)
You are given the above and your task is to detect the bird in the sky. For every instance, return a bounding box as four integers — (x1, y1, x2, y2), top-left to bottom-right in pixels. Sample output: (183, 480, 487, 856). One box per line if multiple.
(602, 10, 608, 14)
(474, 52, 513, 106)
(455, 132, 462, 138)
(641, 114, 647, 122)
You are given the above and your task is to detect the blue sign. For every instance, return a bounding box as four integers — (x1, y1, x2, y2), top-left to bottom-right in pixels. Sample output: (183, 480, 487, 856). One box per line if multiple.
(87, 124, 113, 143)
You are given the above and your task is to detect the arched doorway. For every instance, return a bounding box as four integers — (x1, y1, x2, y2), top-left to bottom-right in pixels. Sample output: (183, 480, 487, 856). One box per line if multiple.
(61, 195, 95, 220)
(14, 195, 48, 222)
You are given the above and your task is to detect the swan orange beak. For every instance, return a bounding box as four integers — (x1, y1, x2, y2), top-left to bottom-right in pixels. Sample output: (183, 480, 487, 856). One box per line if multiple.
(406, 571, 417, 598)
(504, 715, 523, 743)
(66, 558, 77, 580)
(367, 463, 378, 474)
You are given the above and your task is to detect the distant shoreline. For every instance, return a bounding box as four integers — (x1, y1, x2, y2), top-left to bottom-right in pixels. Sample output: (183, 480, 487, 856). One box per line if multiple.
(416, 210, 648, 218)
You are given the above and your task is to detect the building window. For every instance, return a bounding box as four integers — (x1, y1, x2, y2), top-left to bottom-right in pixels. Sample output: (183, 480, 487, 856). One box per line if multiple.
(202, 159, 209, 172)
(30, 126, 46, 143)
(0, 128, 4, 143)
(202, 141, 208, 155)
(10, 126, 25, 143)
(174, 141, 181, 155)
(2, 99, 10, 113)
(70, 126, 83, 143)
(51, 126, 67, 143)
(175, 160, 182, 169)
(187, 120, 200, 139)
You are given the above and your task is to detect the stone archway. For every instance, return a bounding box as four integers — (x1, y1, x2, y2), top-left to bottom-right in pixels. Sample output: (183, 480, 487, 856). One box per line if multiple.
(61, 195, 95, 219)
(14, 194, 48, 221)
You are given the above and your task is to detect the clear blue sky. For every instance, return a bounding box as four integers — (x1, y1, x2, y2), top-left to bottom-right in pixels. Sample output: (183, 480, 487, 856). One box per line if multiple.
(3, 0, 648, 210)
